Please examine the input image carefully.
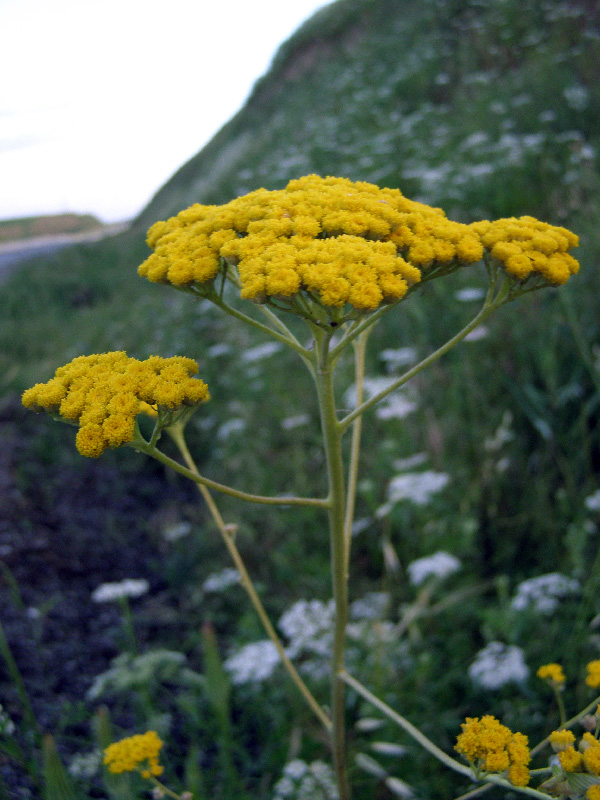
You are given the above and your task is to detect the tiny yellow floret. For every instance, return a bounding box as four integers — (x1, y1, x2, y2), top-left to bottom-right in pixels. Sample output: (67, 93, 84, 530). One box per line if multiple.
(548, 729, 576, 752)
(537, 663, 566, 686)
(587, 661, 600, 689)
(22, 352, 210, 457)
(559, 747, 584, 772)
(103, 730, 164, 777)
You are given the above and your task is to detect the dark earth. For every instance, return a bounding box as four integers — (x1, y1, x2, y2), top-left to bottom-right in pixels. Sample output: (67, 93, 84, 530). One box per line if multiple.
(0, 393, 203, 797)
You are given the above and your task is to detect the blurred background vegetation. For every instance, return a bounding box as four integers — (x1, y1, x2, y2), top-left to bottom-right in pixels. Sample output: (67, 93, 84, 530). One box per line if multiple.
(1, 0, 599, 796)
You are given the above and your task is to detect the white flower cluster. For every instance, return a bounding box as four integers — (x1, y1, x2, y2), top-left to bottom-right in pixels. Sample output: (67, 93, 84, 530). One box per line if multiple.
(91, 578, 149, 603)
(279, 600, 335, 660)
(0, 704, 15, 736)
(350, 592, 390, 620)
(406, 552, 461, 587)
(511, 573, 580, 614)
(585, 490, 600, 512)
(273, 759, 338, 800)
(468, 642, 529, 690)
(224, 641, 280, 685)
(376, 470, 450, 516)
(202, 567, 241, 593)
(87, 650, 187, 700)
(68, 750, 102, 779)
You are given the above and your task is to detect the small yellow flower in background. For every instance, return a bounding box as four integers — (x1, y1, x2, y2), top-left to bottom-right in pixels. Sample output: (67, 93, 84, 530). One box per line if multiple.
(103, 730, 164, 778)
(22, 352, 209, 457)
(548, 729, 576, 752)
(586, 661, 600, 689)
(455, 715, 530, 786)
(537, 663, 566, 686)
(587, 786, 600, 800)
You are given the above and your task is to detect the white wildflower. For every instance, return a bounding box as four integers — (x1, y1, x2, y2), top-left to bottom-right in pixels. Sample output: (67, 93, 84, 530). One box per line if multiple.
(563, 84, 590, 110)
(281, 414, 311, 430)
(0, 704, 15, 736)
(386, 470, 450, 506)
(279, 600, 334, 659)
(379, 347, 418, 370)
(407, 552, 461, 586)
(202, 568, 241, 593)
(585, 490, 600, 512)
(207, 343, 231, 357)
(217, 418, 246, 440)
(392, 453, 428, 471)
(91, 578, 149, 603)
(455, 287, 486, 302)
(162, 521, 192, 542)
(224, 640, 280, 685)
(511, 573, 580, 614)
(241, 342, 283, 362)
(376, 394, 418, 421)
(68, 750, 102, 779)
(273, 759, 338, 800)
(484, 411, 514, 452)
(468, 642, 529, 689)
(351, 517, 372, 536)
(464, 325, 489, 342)
(344, 377, 397, 408)
(350, 592, 390, 620)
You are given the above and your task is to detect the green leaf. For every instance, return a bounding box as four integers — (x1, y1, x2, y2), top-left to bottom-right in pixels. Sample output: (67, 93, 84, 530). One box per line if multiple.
(93, 706, 136, 800)
(42, 735, 78, 800)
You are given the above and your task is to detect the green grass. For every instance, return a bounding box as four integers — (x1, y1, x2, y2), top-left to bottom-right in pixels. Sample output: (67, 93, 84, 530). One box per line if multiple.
(1, 0, 600, 796)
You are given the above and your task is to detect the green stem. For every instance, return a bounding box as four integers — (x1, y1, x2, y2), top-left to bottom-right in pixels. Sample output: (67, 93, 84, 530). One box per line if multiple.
(340, 672, 554, 799)
(343, 329, 369, 576)
(136, 440, 328, 509)
(553, 686, 567, 727)
(210, 295, 314, 365)
(168, 426, 332, 734)
(313, 330, 351, 800)
(149, 774, 184, 799)
(118, 597, 138, 655)
(531, 693, 600, 757)
(339, 299, 501, 433)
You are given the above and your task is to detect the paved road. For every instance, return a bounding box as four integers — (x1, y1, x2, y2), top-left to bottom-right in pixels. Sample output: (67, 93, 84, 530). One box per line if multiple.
(0, 223, 128, 283)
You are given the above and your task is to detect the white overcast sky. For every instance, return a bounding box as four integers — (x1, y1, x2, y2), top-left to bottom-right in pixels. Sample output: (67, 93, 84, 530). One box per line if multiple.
(0, 0, 330, 223)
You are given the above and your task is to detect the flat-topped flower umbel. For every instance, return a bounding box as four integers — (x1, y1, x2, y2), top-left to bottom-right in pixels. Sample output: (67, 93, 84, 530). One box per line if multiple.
(22, 352, 209, 457)
(138, 175, 579, 326)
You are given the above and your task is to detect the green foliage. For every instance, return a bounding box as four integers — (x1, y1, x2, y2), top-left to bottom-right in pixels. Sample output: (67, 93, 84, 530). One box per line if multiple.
(1, 0, 600, 797)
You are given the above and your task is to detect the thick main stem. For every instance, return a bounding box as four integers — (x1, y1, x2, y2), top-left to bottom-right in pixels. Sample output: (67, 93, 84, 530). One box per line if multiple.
(313, 331, 351, 800)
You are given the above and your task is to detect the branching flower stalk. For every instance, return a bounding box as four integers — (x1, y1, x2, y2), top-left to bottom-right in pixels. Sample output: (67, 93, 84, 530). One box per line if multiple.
(22, 176, 583, 800)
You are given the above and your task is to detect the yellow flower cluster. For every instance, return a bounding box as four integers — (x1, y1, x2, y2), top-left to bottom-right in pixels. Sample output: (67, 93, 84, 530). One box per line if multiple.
(549, 729, 576, 752)
(558, 732, 600, 776)
(587, 661, 600, 689)
(103, 730, 164, 778)
(470, 217, 579, 285)
(455, 715, 531, 787)
(138, 175, 486, 313)
(537, 663, 566, 685)
(22, 352, 209, 457)
(588, 786, 600, 800)
(139, 175, 579, 318)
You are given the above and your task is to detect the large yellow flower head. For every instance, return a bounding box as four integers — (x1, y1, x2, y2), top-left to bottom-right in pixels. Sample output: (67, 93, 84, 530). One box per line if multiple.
(456, 715, 531, 787)
(22, 352, 209, 457)
(103, 730, 164, 778)
(139, 175, 579, 323)
(138, 175, 485, 317)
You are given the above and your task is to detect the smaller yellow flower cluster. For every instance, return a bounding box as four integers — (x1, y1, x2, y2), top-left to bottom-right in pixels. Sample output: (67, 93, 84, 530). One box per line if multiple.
(587, 661, 600, 689)
(537, 663, 566, 686)
(22, 352, 209, 457)
(470, 217, 579, 285)
(556, 732, 600, 777)
(455, 715, 531, 787)
(103, 730, 164, 778)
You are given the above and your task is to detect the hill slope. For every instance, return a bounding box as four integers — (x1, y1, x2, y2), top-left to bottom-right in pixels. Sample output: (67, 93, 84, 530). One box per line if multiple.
(137, 0, 599, 228)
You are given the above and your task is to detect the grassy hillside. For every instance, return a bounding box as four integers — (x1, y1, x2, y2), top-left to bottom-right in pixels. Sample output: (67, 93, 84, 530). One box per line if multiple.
(0, 212, 104, 243)
(1, 0, 600, 796)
